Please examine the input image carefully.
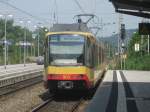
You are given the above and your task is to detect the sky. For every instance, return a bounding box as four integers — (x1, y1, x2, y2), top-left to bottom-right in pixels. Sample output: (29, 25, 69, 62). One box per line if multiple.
(0, 0, 142, 37)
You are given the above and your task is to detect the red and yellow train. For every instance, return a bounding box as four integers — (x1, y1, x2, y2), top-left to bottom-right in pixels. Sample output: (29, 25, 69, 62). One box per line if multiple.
(43, 24, 106, 93)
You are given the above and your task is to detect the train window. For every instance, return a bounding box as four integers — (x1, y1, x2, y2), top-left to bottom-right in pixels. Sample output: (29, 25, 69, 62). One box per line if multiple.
(86, 37, 94, 68)
(48, 34, 85, 66)
(94, 44, 98, 67)
(91, 43, 95, 68)
(99, 46, 101, 64)
(85, 37, 91, 67)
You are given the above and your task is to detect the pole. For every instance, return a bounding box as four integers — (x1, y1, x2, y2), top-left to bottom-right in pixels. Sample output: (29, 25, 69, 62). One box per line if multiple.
(148, 35, 149, 55)
(141, 35, 143, 57)
(118, 14, 121, 69)
(101, 41, 103, 64)
(38, 28, 40, 57)
(124, 56, 126, 70)
(20, 45, 22, 63)
(34, 45, 35, 57)
(118, 14, 123, 70)
(24, 26, 26, 67)
(109, 44, 111, 58)
(7, 44, 8, 64)
(4, 15, 7, 69)
(27, 44, 28, 57)
(31, 43, 32, 57)
(100, 18, 103, 64)
(121, 44, 123, 70)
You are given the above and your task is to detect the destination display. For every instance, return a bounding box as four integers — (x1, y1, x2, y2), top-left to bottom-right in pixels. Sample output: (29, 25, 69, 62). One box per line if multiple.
(49, 34, 84, 42)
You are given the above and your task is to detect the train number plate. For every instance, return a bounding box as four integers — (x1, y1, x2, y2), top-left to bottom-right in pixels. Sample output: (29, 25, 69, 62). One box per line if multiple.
(58, 81, 73, 89)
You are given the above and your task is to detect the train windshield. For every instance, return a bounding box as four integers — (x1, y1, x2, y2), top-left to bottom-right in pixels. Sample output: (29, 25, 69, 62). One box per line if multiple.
(48, 34, 85, 66)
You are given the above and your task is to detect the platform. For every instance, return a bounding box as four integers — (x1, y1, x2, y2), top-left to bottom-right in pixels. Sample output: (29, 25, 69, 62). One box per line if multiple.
(85, 70, 150, 112)
(0, 64, 43, 88)
(0, 64, 43, 78)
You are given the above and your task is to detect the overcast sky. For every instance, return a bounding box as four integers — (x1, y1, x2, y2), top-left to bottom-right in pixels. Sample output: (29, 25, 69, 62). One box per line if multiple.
(0, 0, 142, 37)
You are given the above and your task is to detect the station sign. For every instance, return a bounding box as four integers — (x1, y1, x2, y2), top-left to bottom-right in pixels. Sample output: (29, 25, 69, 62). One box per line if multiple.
(121, 54, 127, 59)
(135, 43, 140, 52)
(16, 41, 33, 46)
(123, 54, 127, 59)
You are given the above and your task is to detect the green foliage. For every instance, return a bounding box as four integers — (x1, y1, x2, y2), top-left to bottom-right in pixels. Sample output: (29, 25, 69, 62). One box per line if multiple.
(126, 55, 150, 70)
(33, 27, 48, 56)
(0, 19, 33, 64)
(125, 32, 150, 70)
(128, 33, 140, 56)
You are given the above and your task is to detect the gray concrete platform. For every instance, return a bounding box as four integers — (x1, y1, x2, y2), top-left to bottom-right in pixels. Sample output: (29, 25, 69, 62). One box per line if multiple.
(0, 64, 43, 88)
(0, 63, 43, 78)
(85, 70, 150, 112)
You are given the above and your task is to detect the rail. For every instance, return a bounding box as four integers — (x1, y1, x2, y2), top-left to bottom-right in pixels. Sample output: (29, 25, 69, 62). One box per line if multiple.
(32, 95, 54, 112)
(71, 98, 85, 112)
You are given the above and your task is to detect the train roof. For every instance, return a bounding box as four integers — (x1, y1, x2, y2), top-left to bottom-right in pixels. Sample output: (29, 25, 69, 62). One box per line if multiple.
(46, 23, 96, 42)
(46, 31, 94, 37)
(49, 23, 90, 32)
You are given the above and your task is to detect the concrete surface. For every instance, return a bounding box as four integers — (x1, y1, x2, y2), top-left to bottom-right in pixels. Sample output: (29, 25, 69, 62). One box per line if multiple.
(0, 63, 43, 79)
(85, 70, 150, 112)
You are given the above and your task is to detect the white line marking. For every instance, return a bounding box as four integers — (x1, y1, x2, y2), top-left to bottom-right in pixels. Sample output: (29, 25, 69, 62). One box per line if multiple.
(116, 70, 127, 112)
(117, 71, 123, 82)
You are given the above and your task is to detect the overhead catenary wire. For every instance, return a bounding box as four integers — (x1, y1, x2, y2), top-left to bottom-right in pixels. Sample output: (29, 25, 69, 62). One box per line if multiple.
(72, 0, 101, 34)
(73, 0, 86, 14)
(53, 0, 58, 24)
(0, 0, 49, 24)
(49, 0, 58, 25)
(93, 0, 96, 15)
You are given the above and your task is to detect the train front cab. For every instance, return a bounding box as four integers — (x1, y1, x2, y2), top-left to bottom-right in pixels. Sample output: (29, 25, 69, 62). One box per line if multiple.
(47, 66, 93, 91)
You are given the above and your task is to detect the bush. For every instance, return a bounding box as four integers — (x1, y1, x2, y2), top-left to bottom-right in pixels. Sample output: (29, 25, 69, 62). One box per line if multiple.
(126, 55, 150, 70)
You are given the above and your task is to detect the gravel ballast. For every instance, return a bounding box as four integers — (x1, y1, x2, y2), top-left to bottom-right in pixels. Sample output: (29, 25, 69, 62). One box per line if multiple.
(0, 83, 46, 112)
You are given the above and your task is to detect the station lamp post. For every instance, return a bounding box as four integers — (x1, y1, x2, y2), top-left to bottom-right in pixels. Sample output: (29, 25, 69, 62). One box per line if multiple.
(34, 25, 39, 57)
(44, 28, 48, 32)
(0, 14, 13, 69)
(98, 19, 116, 64)
(19, 20, 31, 67)
(34, 23, 46, 57)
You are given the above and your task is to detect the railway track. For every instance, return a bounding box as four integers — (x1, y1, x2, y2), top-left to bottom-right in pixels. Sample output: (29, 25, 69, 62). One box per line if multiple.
(31, 70, 106, 112)
(31, 95, 88, 112)
(30, 68, 106, 112)
(32, 95, 55, 112)
(70, 98, 85, 112)
(0, 75, 42, 96)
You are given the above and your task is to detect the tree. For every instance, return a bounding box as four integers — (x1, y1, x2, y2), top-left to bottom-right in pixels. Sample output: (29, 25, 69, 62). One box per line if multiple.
(0, 19, 33, 64)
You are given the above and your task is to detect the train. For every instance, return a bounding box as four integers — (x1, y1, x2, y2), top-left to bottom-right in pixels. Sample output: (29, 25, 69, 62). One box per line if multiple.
(43, 23, 106, 93)
(36, 56, 44, 65)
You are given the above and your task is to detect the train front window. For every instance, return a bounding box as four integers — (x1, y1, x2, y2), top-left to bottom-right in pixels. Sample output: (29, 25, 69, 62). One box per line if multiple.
(48, 34, 85, 66)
